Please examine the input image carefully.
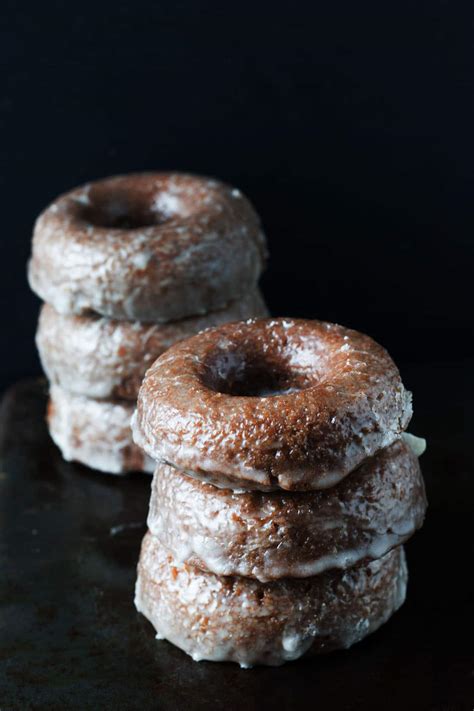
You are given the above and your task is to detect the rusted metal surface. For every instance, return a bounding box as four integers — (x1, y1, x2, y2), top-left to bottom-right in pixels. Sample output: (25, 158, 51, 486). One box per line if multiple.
(0, 377, 471, 710)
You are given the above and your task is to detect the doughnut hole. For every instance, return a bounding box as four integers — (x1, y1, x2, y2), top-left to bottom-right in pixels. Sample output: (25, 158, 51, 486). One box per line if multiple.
(78, 182, 186, 230)
(203, 347, 318, 397)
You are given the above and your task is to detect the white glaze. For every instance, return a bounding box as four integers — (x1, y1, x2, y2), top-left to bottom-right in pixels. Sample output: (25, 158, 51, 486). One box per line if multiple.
(402, 432, 427, 457)
(29, 173, 267, 322)
(36, 289, 268, 401)
(133, 318, 414, 491)
(48, 385, 154, 474)
(147, 440, 426, 581)
(135, 538, 407, 667)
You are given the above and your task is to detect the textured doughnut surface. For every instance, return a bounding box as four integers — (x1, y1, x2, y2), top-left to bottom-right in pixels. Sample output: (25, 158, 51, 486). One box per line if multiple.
(148, 439, 426, 581)
(135, 536, 407, 667)
(47, 385, 154, 475)
(28, 172, 267, 321)
(133, 318, 413, 491)
(36, 289, 268, 401)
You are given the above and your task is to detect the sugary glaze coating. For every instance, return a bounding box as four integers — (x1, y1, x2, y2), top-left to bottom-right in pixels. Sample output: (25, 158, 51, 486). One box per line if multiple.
(28, 173, 267, 322)
(148, 438, 426, 581)
(135, 536, 407, 667)
(133, 318, 413, 491)
(36, 289, 268, 401)
(47, 384, 154, 475)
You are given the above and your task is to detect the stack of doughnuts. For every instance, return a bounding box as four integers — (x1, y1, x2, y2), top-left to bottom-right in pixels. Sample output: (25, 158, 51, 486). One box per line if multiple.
(28, 173, 268, 474)
(132, 318, 427, 667)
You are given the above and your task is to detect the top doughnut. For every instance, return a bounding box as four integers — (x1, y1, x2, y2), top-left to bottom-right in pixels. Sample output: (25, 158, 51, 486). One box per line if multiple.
(132, 318, 413, 491)
(28, 173, 267, 322)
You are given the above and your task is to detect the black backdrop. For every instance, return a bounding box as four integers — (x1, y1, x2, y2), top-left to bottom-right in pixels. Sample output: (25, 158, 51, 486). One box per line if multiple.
(1, 1, 473, 383)
(1, 4, 474, 707)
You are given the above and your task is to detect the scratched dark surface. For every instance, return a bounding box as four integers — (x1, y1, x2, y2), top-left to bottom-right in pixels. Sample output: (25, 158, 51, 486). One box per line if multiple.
(0, 374, 472, 710)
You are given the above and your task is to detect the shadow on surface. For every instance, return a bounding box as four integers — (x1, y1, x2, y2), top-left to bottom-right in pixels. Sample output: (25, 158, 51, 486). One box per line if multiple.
(0, 377, 472, 710)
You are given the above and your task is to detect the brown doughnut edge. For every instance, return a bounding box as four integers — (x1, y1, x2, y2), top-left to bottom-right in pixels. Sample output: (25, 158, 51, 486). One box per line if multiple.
(133, 317, 413, 491)
(135, 536, 407, 667)
(148, 438, 426, 581)
(47, 385, 154, 475)
(28, 172, 267, 322)
(36, 288, 268, 401)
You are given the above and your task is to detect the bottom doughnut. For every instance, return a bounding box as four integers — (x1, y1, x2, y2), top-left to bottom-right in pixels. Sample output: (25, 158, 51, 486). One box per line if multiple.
(135, 534, 407, 667)
(48, 384, 154, 474)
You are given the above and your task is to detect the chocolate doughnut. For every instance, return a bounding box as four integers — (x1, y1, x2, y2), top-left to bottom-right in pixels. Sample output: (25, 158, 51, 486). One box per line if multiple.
(36, 289, 268, 401)
(28, 173, 267, 322)
(135, 535, 407, 667)
(133, 318, 413, 491)
(48, 385, 154, 474)
(147, 438, 426, 581)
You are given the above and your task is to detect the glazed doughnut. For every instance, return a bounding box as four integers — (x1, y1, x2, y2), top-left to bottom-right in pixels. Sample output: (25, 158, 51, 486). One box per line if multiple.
(132, 318, 413, 491)
(135, 535, 407, 667)
(28, 173, 267, 322)
(147, 438, 426, 581)
(47, 385, 154, 474)
(36, 289, 268, 401)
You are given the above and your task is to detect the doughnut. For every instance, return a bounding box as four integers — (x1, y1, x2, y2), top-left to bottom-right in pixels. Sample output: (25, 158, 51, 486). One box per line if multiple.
(47, 384, 154, 474)
(28, 172, 267, 322)
(147, 438, 426, 581)
(132, 318, 413, 491)
(135, 535, 407, 667)
(36, 289, 268, 401)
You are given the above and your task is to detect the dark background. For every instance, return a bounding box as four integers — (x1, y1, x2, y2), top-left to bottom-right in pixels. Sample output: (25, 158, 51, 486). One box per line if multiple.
(1, 3, 473, 709)
(1, 1, 473, 389)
